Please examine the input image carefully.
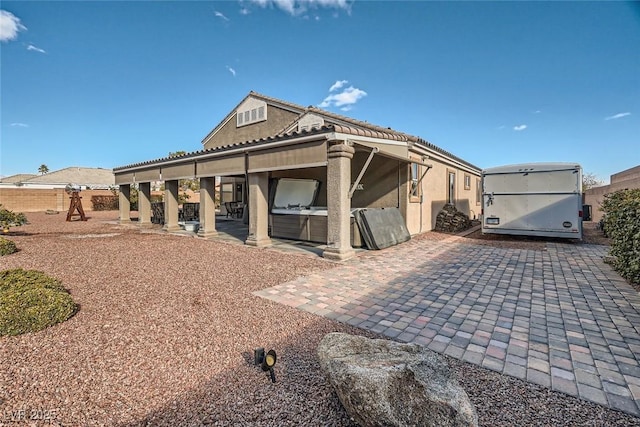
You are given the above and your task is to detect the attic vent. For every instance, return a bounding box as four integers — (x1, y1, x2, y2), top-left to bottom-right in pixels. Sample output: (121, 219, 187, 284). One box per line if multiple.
(299, 123, 322, 132)
(237, 104, 266, 127)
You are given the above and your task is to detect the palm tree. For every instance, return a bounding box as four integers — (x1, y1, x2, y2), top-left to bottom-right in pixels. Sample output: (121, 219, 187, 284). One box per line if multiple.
(38, 164, 49, 175)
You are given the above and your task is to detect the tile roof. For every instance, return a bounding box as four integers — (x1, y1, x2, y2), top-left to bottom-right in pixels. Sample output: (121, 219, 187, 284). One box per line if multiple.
(0, 173, 37, 183)
(257, 92, 480, 170)
(116, 91, 480, 172)
(19, 167, 115, 187)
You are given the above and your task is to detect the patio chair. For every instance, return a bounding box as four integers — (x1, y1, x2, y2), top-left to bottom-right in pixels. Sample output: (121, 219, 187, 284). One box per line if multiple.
(182, 203, 199, 221)
(224, 202, 235, 218)
(151, 202, 164, 224)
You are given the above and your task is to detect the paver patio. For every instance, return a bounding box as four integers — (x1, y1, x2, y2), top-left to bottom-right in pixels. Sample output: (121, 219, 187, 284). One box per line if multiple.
(255, 235, 640, 417)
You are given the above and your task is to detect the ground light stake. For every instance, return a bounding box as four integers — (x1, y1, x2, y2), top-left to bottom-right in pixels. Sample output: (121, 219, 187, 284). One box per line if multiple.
(254, 348, 277, 383)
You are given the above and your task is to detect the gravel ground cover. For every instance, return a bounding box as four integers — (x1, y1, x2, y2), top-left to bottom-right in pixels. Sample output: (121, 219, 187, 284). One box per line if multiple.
(0, 211, 638, 426)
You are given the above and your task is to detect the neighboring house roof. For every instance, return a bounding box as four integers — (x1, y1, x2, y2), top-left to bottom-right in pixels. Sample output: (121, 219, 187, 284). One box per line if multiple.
(2, 167, 115, 189)
(0, 174, 37, 184)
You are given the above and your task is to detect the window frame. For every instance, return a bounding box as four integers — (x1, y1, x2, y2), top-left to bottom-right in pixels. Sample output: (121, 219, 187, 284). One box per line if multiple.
(409, 161, 421, 203)
(464, 174, 471, 190)
(447, 169, 456, 205)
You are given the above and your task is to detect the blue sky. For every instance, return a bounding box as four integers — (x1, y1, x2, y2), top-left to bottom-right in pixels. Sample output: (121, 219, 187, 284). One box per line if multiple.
(1, 1, 638, 184)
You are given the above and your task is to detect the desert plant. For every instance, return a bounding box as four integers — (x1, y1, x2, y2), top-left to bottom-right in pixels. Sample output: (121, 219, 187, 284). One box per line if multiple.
(0, 268, 78, 336)
(601, 188, 640, 285)
(91, 195, 119, 211)
(0, 237, 17, 256)
(0, 205, 27, 232)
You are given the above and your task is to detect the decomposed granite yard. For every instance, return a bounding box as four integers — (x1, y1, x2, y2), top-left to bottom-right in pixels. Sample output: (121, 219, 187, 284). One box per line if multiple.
(1, 211, 639, 426)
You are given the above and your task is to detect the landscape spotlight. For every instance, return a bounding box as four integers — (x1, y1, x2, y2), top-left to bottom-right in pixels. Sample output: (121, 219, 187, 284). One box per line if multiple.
(254, 347, 277, 383)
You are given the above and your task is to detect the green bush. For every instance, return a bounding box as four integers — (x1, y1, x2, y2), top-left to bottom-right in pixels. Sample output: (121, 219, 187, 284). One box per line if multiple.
(0, 204, 27, 231)
(91, 195, 119, 211)
(601, 189, 640, 285)
(0, 237, 17, 256)
(0, 269, 78, 336)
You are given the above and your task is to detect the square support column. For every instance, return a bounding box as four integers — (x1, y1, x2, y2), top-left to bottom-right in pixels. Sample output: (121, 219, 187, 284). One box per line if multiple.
(198, 176, 218, 238)
(245, 171, 271, 247)
(119, 184, 131, 223)
(138, 182, 152, 227)
(323, 142, 356, 261)
(163, 179, 181, 232)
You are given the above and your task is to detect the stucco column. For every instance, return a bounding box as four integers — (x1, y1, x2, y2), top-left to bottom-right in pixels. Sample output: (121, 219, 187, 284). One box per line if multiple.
(163, 179, 181, 232)
(245, 171, 271, 247)
(119, 184, 131, 223)
(138, 182, 152, 227)
(198, 176, 217, 238)
(323, 142, 356, 261)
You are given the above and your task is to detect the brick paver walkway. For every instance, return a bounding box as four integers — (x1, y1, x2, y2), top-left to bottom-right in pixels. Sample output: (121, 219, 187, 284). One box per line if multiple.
(254, 236, 640, 416)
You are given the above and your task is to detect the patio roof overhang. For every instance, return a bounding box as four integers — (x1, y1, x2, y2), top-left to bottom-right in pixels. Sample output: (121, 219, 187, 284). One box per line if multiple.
(113, 124, 431, 185)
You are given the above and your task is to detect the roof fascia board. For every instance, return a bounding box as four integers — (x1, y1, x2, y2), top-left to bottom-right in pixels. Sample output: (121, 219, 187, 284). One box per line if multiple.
(116, 133, 332, 175)
(411, 144, 481, 175)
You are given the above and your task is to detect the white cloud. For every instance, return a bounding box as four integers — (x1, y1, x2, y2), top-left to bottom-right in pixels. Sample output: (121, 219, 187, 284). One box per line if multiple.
(226, 65, 236, 77)
(604, 112, 631, 121)
(214, 11, 230, 21)
(0, 10, 27, 42)
(246, 0, 351, 16)
(497, 125, 506, 130)
(513, 125, 527, 131)
(533, 110, 541, 114)
(10, 122, 29, 128)
(27, 44, 45, 53)
(319, 85, 367, 110)
(329, 80, 348, 92)
(240, 7, 250, 15)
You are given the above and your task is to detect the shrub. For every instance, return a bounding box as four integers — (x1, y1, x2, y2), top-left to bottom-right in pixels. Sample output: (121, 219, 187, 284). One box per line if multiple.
(91, 195, 119, 211)
(0, 237, 17, 256)
(0, 205, 27, 232)
(601, 189, 640, 285)
(0, 268, 78, 336)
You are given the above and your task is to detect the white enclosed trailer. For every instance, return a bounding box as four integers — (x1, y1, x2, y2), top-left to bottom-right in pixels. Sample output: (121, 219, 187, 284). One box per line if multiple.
(482, 163, 583, 239)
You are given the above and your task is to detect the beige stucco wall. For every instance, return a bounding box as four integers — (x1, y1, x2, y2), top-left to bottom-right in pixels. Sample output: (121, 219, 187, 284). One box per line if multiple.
(351, 153, 401, 209)
(584, 173, 640, 223)
(203, 105, 299, 150)
(404, 159, 481, 235)
(611, 165, 640, 183)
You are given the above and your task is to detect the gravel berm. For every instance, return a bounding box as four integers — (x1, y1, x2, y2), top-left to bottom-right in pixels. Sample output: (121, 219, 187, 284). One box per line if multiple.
(0, 211, 638, 426)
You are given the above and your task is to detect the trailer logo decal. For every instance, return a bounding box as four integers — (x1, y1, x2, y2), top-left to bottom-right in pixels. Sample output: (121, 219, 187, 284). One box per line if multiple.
(563, 221, 572, 228)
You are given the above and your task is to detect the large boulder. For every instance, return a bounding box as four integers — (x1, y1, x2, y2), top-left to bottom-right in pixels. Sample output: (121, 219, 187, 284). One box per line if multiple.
(317, 332, 477, 427)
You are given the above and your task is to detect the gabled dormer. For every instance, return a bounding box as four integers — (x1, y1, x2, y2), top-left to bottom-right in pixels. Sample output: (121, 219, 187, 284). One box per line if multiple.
(283, 112, 326, 134)
(202, 92, 306, 151)
(235, 97, 267, 127)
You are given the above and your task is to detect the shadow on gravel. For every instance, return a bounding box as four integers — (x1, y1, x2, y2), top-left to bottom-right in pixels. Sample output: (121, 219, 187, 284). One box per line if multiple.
(116, 319, 367, 427)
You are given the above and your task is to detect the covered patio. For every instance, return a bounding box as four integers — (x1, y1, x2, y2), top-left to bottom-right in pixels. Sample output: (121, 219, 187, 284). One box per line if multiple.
(114, 125, 431, 261)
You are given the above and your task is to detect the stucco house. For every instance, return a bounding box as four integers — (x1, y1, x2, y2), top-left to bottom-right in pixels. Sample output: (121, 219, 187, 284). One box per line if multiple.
(114, 92, 481, 260)
(583, 164, 640, 223)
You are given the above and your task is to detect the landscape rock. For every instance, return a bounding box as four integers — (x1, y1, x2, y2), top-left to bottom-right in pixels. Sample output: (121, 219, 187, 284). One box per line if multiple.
(435, 204, 473, 233)
(317, 332, 478, 427)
